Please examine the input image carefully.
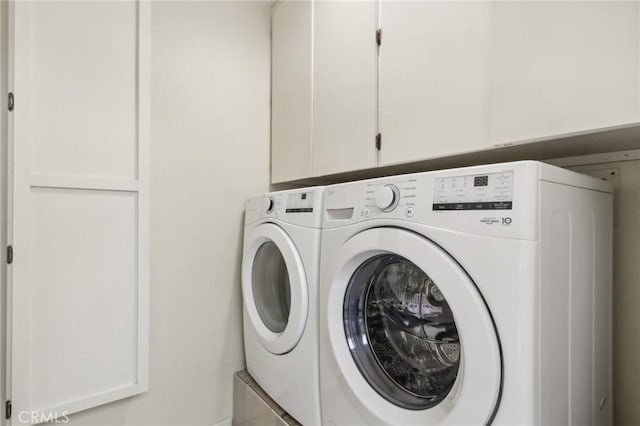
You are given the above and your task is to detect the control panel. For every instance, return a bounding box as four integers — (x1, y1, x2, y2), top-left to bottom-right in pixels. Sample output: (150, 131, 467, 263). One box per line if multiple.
(246, 187, 324, 228)
(322, 162, 539, 240)
(433, 171, 513, 211)
(258, 191, 317, 215)
(286, 191, 316, 213)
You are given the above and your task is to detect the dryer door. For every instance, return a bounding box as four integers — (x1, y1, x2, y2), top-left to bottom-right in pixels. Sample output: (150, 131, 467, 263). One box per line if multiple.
(327, 227, 502, 424)
(242, 223, 308, 355)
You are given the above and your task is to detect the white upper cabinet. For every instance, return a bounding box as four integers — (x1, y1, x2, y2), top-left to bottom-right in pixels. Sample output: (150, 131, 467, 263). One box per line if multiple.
(490, 1, 640, 144)
(378, 1, 492, 166)
(312, 0, 378, 176)
(270, 0, 640, 182)
(271, 1, 313, 183)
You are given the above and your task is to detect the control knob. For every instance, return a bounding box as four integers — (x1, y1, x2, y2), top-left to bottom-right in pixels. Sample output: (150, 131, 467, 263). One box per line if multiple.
(262, 196, 275, 213)
(374, 184, 399, 212)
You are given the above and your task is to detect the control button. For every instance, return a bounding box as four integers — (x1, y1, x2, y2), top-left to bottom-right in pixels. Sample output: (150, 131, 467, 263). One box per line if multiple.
(362, 208, 371, 218)
(374, 184, 400, 212)
(261, 196, 274, 213)
(405, 207, 415, 217)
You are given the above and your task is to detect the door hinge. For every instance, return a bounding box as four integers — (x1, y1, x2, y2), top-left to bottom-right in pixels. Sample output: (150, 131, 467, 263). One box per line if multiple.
(375, 133, 382, 151)
(7, 245, 13, 265)
(5, 400, 11, 420)
(8, 92, 14, 112)
(376, 29, 382, 46)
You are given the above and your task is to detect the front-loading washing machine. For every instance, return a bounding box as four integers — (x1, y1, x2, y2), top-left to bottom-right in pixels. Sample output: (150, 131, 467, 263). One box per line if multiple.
(319, 161, 612, 425)
(242, 187, 324, 426)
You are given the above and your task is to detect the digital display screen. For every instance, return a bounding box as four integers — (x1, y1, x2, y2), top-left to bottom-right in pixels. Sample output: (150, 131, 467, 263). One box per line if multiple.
(301, 193, 307, 200)
(474, 176, 489, 187)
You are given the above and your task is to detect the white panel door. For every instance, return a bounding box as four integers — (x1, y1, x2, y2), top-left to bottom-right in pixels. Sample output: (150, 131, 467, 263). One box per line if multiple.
(312, 0, 378, 176)
(271, 0, 313, 184)
(378, 1, 491, 166)
(7, 1, 149, 423)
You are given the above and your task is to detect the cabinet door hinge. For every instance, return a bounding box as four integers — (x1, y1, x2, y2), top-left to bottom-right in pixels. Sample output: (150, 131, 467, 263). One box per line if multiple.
(376, 29, 382, 46)
(5, 400, 11, 420)
(7, 245, 13, 265)
(8, 92, 14, 112)
(375, 133, 382, 151)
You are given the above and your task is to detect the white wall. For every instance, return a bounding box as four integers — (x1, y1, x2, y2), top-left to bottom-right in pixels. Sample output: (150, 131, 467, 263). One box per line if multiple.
(58, 2, 271, 425)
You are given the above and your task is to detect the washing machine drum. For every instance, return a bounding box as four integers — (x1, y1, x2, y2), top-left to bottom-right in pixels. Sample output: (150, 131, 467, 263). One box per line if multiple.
(251, 240, 292, 334)
(345, 254, 460, 410)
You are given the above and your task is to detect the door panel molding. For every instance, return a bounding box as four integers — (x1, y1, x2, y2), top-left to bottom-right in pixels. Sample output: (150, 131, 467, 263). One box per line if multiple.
(6, 1, 150, 422)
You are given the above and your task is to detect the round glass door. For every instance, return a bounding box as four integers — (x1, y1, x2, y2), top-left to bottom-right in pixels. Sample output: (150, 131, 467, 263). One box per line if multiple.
(242, 223, 308, 355)
(252, 241, 292, 333)
(326, 227, 501, 424)
(344, 254, 460, 410)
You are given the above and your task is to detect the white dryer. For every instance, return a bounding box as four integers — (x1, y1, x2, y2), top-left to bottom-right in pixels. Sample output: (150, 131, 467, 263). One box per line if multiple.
(242, 187, 324, 426)
(319, 161, 612, 425)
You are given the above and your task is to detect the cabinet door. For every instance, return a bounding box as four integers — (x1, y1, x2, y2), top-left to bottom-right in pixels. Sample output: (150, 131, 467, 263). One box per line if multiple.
(313, 0, 378, 176)
(271, 0, 313, 183)
(490, 2, 640, 144)
(378, 1, 491, 166)
(8, 1, 149, 422)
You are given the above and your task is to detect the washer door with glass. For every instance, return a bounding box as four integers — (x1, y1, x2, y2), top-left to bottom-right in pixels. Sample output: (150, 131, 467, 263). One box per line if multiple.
(327, 227, 502, 424)
(242, 223, 308, 355)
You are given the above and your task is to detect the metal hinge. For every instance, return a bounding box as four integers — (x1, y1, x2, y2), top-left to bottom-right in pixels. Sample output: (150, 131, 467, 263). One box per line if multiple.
(375, 133, 382, 151)
(5, 400, 11, 420)
(376, 29, 382, 46)
(7, 246, 13, 265)
(8, 92, 14, 112)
